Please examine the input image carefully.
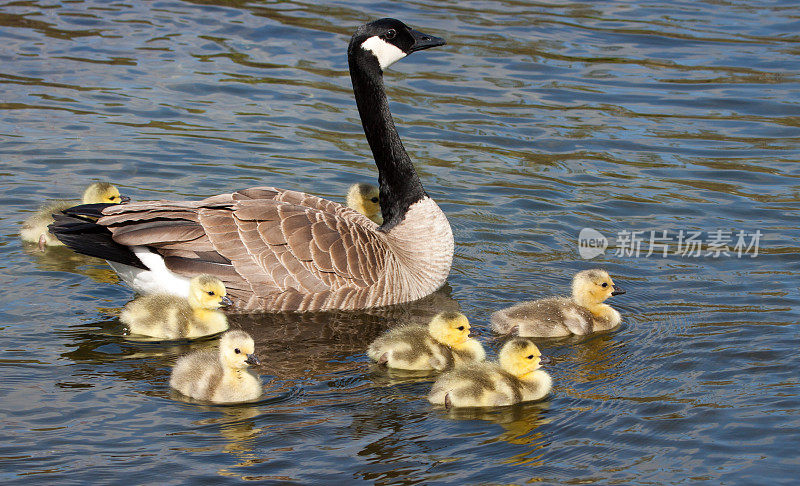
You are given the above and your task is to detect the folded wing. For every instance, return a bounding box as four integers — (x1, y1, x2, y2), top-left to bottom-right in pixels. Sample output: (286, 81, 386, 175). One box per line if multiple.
(98, 187, 389, 311)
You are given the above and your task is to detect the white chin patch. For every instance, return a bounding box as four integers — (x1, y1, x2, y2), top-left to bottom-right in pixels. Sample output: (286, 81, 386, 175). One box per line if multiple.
(361, 36, 407, 70)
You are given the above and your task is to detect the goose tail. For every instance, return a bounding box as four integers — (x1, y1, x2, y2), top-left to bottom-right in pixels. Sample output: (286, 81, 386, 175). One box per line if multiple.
(48, 204, 146, 269)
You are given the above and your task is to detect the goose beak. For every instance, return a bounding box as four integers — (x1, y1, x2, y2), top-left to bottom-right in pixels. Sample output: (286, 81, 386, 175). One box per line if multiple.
(539, 356, 553, 366)
(611, 285, 626, 296)
(408, 29, 446, 53)
(119, 195, 131, 203)
(220, 295, 233, 307)
(245, 353, 261, 366)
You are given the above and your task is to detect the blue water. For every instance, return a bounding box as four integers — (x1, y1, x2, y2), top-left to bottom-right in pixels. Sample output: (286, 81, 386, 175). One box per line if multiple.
(1, 0, 798, 484)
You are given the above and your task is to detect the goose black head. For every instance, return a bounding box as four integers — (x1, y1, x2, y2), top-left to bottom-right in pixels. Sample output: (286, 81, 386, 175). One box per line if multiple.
(349, 18, 446, 71)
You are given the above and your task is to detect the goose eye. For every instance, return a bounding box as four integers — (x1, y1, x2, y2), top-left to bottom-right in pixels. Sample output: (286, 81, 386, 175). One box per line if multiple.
(385, 29, 396, 40)
(109, 196, 117, 200)
(527, 355, 534, 359)
(370, 197, 379, 203)
(207, 290, 215, 296)
(601, 282, 608, 288)
(234, 348, 241, 354)
(457, 326, 465, 331)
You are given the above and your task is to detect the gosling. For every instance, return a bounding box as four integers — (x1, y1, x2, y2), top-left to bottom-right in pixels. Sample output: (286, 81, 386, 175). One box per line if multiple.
(121, 274, 232, 340)
(169, 330, 262, 404)
(491, 269, 625, 338)
(428, 338, 552, 408)
(21, 182, 129, 249)
(346, 183, 382, 225)
(367, 312, 486, 371)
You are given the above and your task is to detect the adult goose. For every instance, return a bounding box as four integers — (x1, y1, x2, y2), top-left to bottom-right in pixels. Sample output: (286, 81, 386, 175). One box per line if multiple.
(50, 18, 454, 313)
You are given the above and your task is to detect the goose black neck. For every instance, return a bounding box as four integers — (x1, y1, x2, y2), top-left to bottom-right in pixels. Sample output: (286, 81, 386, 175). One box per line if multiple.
(348, 49, 427, 231)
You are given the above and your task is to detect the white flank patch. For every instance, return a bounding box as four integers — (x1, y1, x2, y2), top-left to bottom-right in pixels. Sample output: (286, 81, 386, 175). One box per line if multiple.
(361, 36, 406, 69)
(107, 245, 191, 296)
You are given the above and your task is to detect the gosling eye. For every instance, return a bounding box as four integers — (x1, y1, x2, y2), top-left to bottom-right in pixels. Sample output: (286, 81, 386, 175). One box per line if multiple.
(108, 196, 117, 201)
(385, 28, 397, 40)
(601, 282, 608, 288)
(370, 197, 379, 203)
(207, 290, 215, 296)
(527, 355, 534, 359)
(457, 326, 465, 331)
(234, 348, 241, 354)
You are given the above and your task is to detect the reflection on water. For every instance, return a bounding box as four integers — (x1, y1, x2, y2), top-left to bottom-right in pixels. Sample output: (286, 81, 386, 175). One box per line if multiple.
(22, 245, 121, 285)
(1, 0, 799, 484)
(436, 399, 551, 427)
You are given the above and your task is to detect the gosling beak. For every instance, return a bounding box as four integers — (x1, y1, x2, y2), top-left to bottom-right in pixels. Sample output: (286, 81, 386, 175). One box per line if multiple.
(538, 356, 553, 366)
(119, 195, 131, 203)
(408, 28, 446, 53)
(245, 353, 260, 366)
(611, 285, 626, 296)
(220, 295, 233, 307)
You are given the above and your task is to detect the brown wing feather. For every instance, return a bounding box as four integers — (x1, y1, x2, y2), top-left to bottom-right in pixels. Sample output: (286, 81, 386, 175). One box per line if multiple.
(112, 220, 205, 246)
(228, 196, 385, 291)
(95, 186, 388, 311)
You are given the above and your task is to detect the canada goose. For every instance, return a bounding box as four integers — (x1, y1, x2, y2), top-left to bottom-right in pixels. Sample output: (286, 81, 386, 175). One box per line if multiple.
(21, 182, 129, 249)
(169, 330, 262, 403)
(491, 269, 625, 338)
(428, 338, 552, 408)
(367, 311, 485, 371)
(121, 274, 232, 339)
(48, 19, 453, 313)
(346, 183, 382, 225)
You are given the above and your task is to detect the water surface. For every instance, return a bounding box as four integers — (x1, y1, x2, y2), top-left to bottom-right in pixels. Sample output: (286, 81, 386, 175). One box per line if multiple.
(1, 0, 798, 484)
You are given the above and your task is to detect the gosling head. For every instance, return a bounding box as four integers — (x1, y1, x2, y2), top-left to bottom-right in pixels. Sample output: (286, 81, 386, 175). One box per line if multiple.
(571, 269, 625, 308)
(349, 18, 446, 71)
(498, 338, 549, 379)
(346, 183, 382, 224)
(81, 182, 129, 205)
(188, 274, 233, 310)
(219, 330, 260, 370)
(428, 311, 471, 347)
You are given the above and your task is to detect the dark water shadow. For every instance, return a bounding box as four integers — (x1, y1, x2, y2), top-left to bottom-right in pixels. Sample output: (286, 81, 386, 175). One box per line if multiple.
(226, 284, 462, 380)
